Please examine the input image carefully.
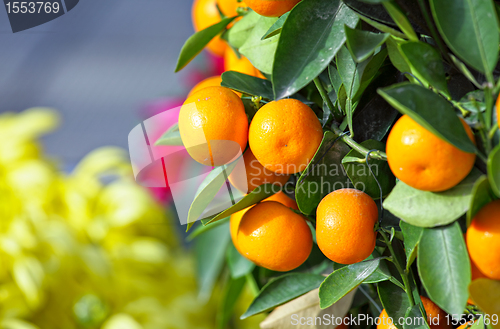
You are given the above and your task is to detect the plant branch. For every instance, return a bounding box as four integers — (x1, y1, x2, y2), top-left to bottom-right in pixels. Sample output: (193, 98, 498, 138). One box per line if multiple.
(379, 230, 416, 308)
(313, 77, 343, 122)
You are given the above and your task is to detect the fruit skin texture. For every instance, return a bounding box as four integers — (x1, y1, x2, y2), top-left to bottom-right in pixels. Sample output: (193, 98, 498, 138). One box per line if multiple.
(179, 86, 248, 166)
(386, 114, 476, 192)
(248, 99, 323, 174)
(228, 148, 290, 193)
(378, 297, 451, 329)
(236, 200, 312, 271)
(224, 48, 265, 79)
(245, 0, 301, 17)
(466, 200, 500, 280)
(229, 191, 298, 248)
(188, 76, 223, 97)
(316, 189, 378, 265)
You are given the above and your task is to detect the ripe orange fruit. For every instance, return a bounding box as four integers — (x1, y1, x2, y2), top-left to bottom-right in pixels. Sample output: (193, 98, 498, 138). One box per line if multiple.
(218, 0, 247, 17)
(378, 297, 451, 329)
(178, 86, 248, 166)
(386, 115, 476, 192)
(235, 200, 312, 271)
(248, 99, 323, 174)
(244, 0, 301, 17)
(224, 48, 265, 79)
(316, 189, 378, 265)
(230, 191, 297, 246)
(466, 200, 500, 280)
(228, 148, 290, 193)
(188, 76, 222, 97)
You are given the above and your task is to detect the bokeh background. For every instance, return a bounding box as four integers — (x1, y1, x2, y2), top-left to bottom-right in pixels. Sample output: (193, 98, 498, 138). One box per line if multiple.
(0, 0, 193, 165)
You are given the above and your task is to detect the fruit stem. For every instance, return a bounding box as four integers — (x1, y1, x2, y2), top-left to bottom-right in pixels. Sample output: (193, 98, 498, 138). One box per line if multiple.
(379, 230, 416, 308)
(245, 273, 260, 297)
(489, 124, 498, 140)
(330, 123, 388, 161)
(313, 77, 343, 122)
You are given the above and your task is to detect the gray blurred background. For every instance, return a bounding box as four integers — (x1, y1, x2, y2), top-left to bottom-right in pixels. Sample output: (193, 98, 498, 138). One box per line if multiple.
(0, 0, 197, 165)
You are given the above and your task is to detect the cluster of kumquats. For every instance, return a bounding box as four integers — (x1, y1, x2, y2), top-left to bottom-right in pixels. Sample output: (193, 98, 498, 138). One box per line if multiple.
(174, 0, 500, 327)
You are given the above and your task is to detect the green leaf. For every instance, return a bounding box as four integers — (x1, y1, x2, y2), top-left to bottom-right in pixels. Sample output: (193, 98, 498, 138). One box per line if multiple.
(272, 0, 359, 99)
(345, 26, 389, 62)
(221, 71, 274, 100)
(226, 243, 255, 279)
(203, 183, 280, 225)
(187, 161, 239, 229)
(352, 47, 388, 103)
(319, 258, 380, 309)
(382, 2, 418, 41)
(342, 140, 395, 199)
(241, 273, 325, 319)
(175, 17, 236, 72)
(404, 304, 431, 329)
(364, 250, 393, 284)
(467, 175, 496, 227)
(186, 217, 230, 242)
(400, 221, 423, 270)
(378, 280, 411, 329)
(295, 131, 350, 215)
(227, 10, 261, 49)
(449, 54, 481, 89)
(195, 221, 231, 301)
(399, 42, 449, 94)
(337, 46, 360, 100)
(358, 15, 407, 39)
(487, 143, 500, 197)
(217, 276, 246, 329)
(378, 83, 477, 153)
(155, 123, 183, 146)
(418, 222, 471, 315)
(386, 36, 412, 74)
(429, 0, 499, 75)
(383, 168, 481, 228)
(239, 16, 280, 75)
(261, 12, 289, 40)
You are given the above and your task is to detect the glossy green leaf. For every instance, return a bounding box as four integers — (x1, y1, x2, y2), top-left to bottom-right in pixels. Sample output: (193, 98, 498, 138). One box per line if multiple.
(295, 131, 350, 215)
(488, 143, 500, 197)
(227, 10, 261, 49)
(155, 123, 182, 146)
(239, 16, 279, 74)
(226, 243, 255, 279)
(345, 26, 389, 62)
(352, 47, 388, 103)
(386, 36, 411, 74)
(400, 221, 423, 270)
(272, 0, 359, 99)
(384, 168, 481, 227)
(378, 83, 477, 153)
(404, 304, 430, 329)
(418, 222, 470, 315)
(241, 273, 325, 319)
(203, 183, 280, 225)
(217, 276, 246, 329)
(319, 258, 380, 309)
(221, 71, 274, 100)
(342, 140, 395, 199)
(378, 281, 411, 329)
(364, 251, 392, 284)
(469, 279, 500, 329)
(429, 0, 499, 74)
(399, 42, 449, 94)
(186, 217, 230, 242)
(358, 15, 406, 39)
(195, 221, 231, 300)
(175, 17, 236, 72)
(382, 2, 418, 41)
(261, 12, 289, 40)
(337, 46, 359, 101)
(187, 161, 239, 229)
(467, 175, 496, 227)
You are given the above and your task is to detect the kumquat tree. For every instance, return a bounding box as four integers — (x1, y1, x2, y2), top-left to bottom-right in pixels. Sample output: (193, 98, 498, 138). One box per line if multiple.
(158, 0, 500, 328)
